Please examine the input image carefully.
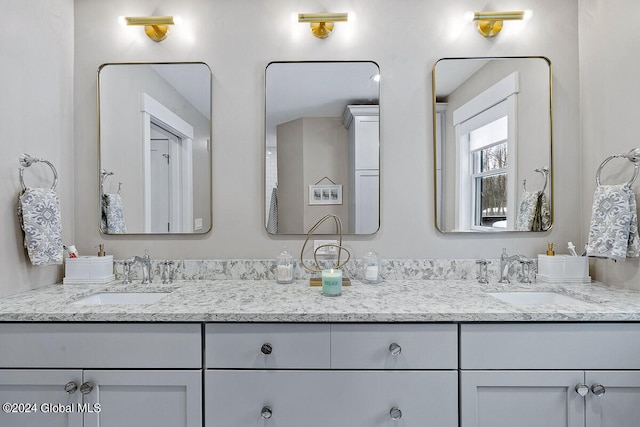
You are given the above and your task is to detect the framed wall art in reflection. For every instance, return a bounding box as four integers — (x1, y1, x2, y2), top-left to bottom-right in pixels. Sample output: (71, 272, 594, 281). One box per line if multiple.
(309, 184, 342, 205)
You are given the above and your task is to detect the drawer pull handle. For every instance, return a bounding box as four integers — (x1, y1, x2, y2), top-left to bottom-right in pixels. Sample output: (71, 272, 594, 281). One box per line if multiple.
(591, 384, 606, 397)
(389, 406, 402, 420)
(80, 382, 94, 395)
(575, 384, 589, 397)
(64, 381, 78, 394)
(389, 343, 402, 356)
(261, 343, 273, 355)
(261, 406, 273, 419)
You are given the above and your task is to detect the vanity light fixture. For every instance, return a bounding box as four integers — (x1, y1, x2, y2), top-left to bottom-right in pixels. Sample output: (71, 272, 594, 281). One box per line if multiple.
(118, 16, 180, 42)
(298, 13, 348, 39)
(465, 10, 532, 37)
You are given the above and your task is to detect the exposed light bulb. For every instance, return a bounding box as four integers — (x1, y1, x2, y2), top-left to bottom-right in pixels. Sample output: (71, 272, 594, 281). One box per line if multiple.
(463, 11, 475, 22)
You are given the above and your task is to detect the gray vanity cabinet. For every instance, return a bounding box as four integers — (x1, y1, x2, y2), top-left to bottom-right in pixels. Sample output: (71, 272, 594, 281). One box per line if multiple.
(584, 371, 640, 427)
(0, 323, 202, 427)
(204, 323, 458, 427)
(0, 369, 83, 427)
(460, 370, 585, 427)
(460, 323, 640, 427)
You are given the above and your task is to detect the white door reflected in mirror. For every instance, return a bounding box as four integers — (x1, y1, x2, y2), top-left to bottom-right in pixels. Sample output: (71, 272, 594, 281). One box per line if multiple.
(98, 62, 212, 235)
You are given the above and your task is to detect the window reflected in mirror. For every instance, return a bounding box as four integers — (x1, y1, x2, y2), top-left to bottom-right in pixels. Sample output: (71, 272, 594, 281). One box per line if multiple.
(433, 57, 552, 233)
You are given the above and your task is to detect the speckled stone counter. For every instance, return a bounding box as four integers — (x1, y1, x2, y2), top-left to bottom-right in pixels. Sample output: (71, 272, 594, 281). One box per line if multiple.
(1, 279, 640, 322)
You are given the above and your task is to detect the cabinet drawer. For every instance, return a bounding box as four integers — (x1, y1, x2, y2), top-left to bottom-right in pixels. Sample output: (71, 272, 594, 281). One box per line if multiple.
(205, 370, 458, 427)
(331, 324, 458, 369)
(461, 323, 640, 369)
(0, 323, 201, 369)
(205, 323, 330, 369)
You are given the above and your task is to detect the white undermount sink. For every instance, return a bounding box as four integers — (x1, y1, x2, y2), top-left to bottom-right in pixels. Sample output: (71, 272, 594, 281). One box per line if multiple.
(72, 292, 170, 305)
(488, 291, 586, 306)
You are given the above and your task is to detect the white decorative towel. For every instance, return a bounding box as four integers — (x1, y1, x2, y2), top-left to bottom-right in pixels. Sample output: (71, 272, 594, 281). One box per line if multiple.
(587, 184, 640, 260)
(516, 190, 551, 231)
(18, 187, 63, 266)
(102, 193, 127, 234)
(266, 187, 278, 233)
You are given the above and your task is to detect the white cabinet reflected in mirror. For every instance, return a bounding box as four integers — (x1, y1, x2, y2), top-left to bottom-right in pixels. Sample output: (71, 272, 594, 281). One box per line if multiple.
(265, 61, 380, 235)
(433, 57, 552, 233)
(98, 62, 212, 234)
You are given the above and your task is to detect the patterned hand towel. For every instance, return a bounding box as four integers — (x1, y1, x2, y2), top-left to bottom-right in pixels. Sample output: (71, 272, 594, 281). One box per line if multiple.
(102, 193, 127, 234)
(516, 190, 551, 231)
(586, 184, 640, 260)
(18, 187, 63, 266)
(266, 187, 278, 233)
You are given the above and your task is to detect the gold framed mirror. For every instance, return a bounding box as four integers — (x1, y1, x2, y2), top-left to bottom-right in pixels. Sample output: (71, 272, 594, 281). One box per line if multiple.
(98, 62, 212, 234)
(265, 61, 381, 235)
(433, 57, 552, 233)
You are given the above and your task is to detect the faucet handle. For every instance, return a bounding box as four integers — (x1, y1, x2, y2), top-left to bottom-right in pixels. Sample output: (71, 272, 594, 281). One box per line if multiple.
(161, 261, 175, 284)
(121, 258, 135, 284)
(476, 259, 490, 284)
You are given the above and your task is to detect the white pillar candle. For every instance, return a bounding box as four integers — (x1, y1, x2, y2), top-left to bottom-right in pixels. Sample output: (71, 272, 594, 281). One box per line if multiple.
(365, 265, 379, 282)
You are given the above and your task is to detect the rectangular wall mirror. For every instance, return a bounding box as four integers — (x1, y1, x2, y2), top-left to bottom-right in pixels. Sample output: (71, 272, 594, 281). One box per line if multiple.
(433, 57, 552, 233)
(98, 62, 212, 234)
(265, 61, 380, 235)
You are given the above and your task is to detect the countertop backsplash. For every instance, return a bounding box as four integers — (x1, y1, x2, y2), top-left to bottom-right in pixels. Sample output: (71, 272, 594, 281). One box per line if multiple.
(113, 258, 515, 283)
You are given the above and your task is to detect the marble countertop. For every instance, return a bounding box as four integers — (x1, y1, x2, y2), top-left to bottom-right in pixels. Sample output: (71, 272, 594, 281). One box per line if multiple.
(1, 279, 640, 322)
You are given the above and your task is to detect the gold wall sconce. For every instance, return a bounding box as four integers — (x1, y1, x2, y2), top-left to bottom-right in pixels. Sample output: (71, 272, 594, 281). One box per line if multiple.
(119, 16, 179, 42)
(466, 10, 532, 37)
(298, 13, 348, 39)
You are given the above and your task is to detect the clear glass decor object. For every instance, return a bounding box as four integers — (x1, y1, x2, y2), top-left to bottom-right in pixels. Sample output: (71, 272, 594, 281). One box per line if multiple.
(276, 248, 295, 284)
(362, 250, 381, 283)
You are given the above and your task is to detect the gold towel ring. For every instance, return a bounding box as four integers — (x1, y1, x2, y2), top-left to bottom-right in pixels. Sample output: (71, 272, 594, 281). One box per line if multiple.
(18, 153, 58, 191)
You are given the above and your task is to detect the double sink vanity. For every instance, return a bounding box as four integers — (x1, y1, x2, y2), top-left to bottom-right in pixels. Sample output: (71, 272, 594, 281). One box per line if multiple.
(1, 51, 632, 427)
(2, 276, 640, 427)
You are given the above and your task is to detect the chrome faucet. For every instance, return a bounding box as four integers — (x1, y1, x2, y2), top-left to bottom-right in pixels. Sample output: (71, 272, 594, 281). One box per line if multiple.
(134, 250, 153, 284)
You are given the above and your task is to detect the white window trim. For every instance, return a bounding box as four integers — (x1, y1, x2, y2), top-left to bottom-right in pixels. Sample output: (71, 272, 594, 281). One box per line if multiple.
(453, 72, 519, 232)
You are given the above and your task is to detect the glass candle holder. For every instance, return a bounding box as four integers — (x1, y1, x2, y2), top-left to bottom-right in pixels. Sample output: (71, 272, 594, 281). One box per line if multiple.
(322, 268, 342, 296)
(276, 248, 295, 284)
(362, 250, 381, 283)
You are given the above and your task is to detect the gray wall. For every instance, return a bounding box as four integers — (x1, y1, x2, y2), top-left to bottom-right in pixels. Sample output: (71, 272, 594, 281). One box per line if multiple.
(71, 0, 580, 265)
(0, 0, 74, 297)
(11, 0, 639, 294)
(579, 1, 640, 288)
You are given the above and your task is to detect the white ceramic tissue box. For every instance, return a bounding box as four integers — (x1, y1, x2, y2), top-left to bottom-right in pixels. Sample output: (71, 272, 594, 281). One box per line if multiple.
(537, 254, 590, 283)
(63, 255, 115, 284)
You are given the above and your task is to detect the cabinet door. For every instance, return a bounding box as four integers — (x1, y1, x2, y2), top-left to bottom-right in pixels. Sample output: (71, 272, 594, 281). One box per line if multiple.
(460, 370, 585, 427)
(206, 370, 457, 427)
(82, 370, 201, 427)
(353, 170, 380, 234)
(586, 371, 640, 427)
(0, 369, 82, 427)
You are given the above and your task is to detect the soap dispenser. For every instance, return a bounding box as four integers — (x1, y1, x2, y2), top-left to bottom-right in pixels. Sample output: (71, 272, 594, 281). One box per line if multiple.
(276, 248, 295, 284)
(362, 249, 381, 284)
